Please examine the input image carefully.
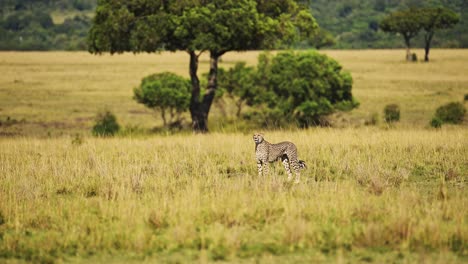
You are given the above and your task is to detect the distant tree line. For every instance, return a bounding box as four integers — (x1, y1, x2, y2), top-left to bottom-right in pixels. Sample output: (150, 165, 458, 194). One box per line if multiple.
(310, 0, 467, 49)
(1, 0, 467, 50)
(0, 0, 94, 50)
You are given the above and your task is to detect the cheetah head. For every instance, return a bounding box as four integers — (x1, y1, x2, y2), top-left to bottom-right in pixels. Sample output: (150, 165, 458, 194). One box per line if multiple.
(253, 133, 264, 144)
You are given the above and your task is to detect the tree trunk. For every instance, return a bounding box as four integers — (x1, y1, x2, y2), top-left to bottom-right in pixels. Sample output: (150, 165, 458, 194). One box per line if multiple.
(236, 100, 243, 118)
(424, 31, 434, 62)
(188, 51, 205, 132)
(404, 36, 412, 61)
(188, 51, 221, 133)
(160, 108, 167, 126)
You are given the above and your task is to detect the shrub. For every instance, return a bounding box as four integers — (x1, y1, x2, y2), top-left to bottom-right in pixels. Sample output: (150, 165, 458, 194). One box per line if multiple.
(430, 116, 443, 128)
(253, 51, 358, 127)
(384, 104, 400, 123)
(434, 102, 466, 124)
(92, 110, 120, 137)
(134, 72, 190, 127)
(464, 94, 468, 101)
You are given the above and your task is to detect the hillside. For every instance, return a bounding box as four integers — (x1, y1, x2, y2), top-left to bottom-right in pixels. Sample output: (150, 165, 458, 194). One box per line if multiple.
(0, 0, 467, 50)
(310, 0, 468, 49)
(0, 0, 95, 50)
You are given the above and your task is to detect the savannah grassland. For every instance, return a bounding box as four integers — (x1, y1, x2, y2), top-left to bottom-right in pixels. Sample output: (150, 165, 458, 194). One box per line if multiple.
(0, 50, 467, 263)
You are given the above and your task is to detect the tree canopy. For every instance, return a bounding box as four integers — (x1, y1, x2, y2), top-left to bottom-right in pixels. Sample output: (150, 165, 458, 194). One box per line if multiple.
(380, 8, 422, 60)
(419, 7, 459, 61)
(88, 0, 317, 55)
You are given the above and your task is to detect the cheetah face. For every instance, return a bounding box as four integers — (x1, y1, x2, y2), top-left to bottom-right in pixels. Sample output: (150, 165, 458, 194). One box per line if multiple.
(253, 133, 264, 144)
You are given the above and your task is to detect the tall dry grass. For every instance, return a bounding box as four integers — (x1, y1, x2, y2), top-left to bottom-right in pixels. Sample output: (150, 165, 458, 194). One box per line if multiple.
(0, 128, 466, 262)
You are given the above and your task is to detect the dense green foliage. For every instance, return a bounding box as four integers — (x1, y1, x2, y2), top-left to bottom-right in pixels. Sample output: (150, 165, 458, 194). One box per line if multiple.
(0, 0, 94, 50)
(309, 0, 467, 49)
(384, 104, 401, 123)
(430, 116, 443, 128)
(217, 63, 258, 118)
(92, 110, 120, 137)
(87, 0, 316, 54)
(133, 72, 191, 127)
(434, 102, 466, 124)
(1, 0, 466, 50)
(257, 51, 357, 127)
(219, 51, 358, 128)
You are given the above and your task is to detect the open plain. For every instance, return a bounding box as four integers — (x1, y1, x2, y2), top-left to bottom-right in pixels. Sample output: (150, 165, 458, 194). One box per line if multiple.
(0, 50, 467, 263)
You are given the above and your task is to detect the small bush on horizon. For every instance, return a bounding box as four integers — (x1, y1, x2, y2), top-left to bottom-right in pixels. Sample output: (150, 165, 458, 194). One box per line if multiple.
(92, 110, 120, 137)
(430, 116, 443, 128)
(384, 104, 400, 123)
(434, 102, 466, 124)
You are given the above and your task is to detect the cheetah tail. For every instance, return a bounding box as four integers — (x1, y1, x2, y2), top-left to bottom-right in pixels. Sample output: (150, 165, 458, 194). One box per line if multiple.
(298, 160, 307, 169)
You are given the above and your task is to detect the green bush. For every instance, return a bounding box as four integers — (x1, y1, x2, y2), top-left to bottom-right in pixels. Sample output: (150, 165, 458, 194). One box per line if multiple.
(253, 51, 358, 127)
(384, 104, 400, 123)
(134, 72, 190, 127)
(464, 94, 468, 101)
(92, 111, 120, 137)
(434, 102, 466, 124)
(430, 117, 443, 128)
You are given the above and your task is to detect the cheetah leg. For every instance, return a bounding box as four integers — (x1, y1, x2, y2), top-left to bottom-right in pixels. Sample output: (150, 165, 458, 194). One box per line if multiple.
(257, 160, 263, 177)
(290, 160, 301, 183)
(281, 156, 293, 181)
(262, 161, 269, 176)
(294, 172, 301, 183)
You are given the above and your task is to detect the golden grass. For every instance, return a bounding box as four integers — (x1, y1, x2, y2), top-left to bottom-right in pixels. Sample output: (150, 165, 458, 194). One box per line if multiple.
(0, 129, 467, 262)
(0, 49, 467, 136)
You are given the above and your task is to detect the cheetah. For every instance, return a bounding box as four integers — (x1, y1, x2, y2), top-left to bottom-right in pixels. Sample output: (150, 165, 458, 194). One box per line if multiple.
(253, 133, 306, 183)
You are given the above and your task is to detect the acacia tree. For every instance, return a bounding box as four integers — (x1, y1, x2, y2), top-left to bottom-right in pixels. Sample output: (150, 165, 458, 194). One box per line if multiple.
(380, 8, 422, 61)
(419, 7, 459, 62)
(88, 0, 317, 132)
